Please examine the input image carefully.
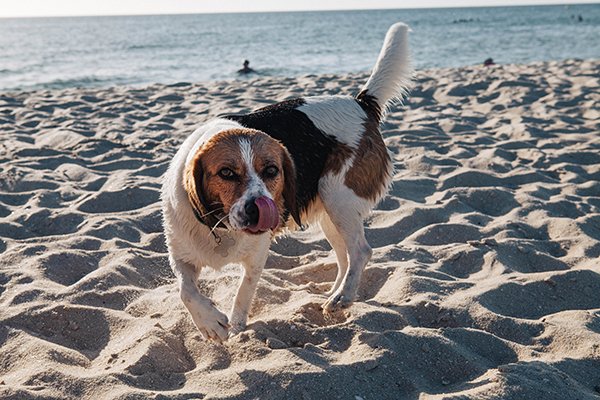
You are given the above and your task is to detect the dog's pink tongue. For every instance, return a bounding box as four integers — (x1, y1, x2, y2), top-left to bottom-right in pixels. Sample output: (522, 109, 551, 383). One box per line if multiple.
(251, 196, 279, 232)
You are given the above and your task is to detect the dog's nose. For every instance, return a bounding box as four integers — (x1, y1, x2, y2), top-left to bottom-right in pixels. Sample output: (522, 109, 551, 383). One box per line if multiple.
(244, 200, 259, 226)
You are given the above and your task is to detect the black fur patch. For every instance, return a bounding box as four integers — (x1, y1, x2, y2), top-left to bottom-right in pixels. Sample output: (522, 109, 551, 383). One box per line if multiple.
(225, 98, 339, 217)
(356, 90, 382, 122)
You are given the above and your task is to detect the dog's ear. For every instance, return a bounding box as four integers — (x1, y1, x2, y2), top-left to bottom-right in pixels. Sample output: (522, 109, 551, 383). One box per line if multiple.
(184, 151, 217, 226)
(184, 154, 204, 215)
(281, 147, 301, 227)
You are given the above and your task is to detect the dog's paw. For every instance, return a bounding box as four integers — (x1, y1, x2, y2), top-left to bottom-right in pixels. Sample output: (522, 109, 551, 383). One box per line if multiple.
(323, 291, 353, 313)
(229, 321, 247, 337)
(195, 307, 231, 343)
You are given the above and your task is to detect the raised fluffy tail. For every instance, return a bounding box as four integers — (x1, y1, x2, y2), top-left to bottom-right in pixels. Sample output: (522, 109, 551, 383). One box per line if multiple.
(358, 22, 412, 117)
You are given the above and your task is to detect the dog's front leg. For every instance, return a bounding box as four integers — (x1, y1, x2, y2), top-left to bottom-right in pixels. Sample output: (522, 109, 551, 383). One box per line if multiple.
(229, 250, 269, 336)
(171, 256, 230, 342)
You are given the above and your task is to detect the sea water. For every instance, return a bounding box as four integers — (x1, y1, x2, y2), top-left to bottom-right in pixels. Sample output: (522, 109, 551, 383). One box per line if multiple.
(0, 4, 598, 91)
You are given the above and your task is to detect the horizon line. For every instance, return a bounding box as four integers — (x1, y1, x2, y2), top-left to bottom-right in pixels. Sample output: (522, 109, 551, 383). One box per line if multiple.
(0, 1, 595, 20)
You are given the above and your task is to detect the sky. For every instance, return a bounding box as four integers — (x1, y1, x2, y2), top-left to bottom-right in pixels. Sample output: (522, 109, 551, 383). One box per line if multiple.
(0, 0, 596, 18)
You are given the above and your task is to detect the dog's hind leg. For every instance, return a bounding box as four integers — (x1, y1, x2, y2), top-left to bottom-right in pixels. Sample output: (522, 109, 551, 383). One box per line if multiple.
(320, 187, 373, 312)
(171, 256, 230, 342)
(320, 214, 349, 296)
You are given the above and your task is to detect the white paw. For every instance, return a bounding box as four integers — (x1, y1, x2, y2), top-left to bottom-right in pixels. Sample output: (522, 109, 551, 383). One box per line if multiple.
(194, 306, 230, 343)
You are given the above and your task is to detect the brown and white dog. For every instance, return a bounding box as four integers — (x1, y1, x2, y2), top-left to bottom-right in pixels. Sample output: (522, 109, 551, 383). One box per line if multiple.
(162, 23, 411, 342)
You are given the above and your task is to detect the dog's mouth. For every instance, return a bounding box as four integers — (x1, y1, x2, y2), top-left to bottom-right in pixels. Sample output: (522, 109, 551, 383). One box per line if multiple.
(244, 196, 279, 234)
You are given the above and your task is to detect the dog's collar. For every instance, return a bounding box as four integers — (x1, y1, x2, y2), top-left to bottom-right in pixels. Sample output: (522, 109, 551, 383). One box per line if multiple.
(191, 206, 209, 227)
(191, 206, 229, 243)
(191, 208, 236, 256)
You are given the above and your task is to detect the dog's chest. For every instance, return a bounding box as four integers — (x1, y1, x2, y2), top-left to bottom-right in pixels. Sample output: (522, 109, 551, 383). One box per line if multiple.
(211, 232, 237, 258)
(177, 226, 269, 269)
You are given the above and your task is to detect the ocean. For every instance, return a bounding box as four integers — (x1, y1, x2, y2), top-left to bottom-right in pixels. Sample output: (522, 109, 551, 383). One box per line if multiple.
(0, 4, 598, 91)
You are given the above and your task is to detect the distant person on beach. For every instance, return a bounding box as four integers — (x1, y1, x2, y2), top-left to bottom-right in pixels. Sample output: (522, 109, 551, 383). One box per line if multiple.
(237, 60, 256, 75)
(483, 57, 495, 66)
(570, 14, 583, 22)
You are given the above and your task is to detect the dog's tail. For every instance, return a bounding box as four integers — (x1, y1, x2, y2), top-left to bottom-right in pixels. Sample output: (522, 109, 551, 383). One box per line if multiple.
(357, 22, 412, 120)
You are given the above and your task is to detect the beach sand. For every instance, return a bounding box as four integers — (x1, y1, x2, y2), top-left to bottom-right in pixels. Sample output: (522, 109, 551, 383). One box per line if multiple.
(1, 59, 599, 399)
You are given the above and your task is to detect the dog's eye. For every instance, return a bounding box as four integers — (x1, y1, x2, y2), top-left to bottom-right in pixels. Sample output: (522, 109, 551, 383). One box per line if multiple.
(218, 168, 237, 180)
(263, 166, 279, 179)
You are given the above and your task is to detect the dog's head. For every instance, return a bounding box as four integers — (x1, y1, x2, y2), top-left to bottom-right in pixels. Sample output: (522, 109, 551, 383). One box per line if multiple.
(184, 128, 300, 234)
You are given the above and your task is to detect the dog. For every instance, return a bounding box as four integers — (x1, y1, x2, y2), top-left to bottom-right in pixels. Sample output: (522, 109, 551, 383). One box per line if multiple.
(161, 22, 411, 342)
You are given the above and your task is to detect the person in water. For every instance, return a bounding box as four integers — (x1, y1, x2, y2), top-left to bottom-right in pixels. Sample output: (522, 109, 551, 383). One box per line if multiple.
(238, 60, 256, 74)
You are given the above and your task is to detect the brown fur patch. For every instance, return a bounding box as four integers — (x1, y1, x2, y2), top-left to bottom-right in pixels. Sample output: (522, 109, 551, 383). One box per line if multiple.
(198, 131, 249, 225)
(184, 152, 207, 221)
(184, 131, 248, 228)
(344, 118, 391, 201)
(184, 128, 299, 230)
(321, 93, 390, 202)
(323, 142, 353, 176)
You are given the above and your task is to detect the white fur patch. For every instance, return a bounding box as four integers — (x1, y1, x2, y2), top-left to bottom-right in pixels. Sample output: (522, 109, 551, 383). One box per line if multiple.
(318, 158, 374, 219)
(184, 118, 244, 167)
(229, 137, 273, 230)
(239, 138, 254, 169)
(362, 22, 412, 113)
(239, 138, 268, 197)
(298, 96, 367, 148)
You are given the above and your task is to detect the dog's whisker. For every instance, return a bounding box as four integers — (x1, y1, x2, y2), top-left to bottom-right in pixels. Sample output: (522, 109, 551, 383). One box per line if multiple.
(209, 213, 230, 235)
(199, 207, 223, 219)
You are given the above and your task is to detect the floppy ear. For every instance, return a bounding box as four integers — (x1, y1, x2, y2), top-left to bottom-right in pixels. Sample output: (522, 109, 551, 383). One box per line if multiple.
(184, 152, 219, 227)
(281, 147, 301, 227)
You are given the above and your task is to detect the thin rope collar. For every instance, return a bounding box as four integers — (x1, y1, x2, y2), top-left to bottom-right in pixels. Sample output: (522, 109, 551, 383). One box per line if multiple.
(191, 206, 226, 243)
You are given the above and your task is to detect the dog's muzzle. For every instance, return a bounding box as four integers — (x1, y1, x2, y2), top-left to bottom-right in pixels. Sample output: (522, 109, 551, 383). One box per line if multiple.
(244, 196, 279, 233)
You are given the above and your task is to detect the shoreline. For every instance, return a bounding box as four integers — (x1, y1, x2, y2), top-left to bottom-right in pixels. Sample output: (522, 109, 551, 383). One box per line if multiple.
(0, 57, 596, 96)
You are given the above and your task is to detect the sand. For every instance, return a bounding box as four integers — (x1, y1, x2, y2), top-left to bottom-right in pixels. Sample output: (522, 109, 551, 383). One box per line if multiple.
(1, 59, 599, 400)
